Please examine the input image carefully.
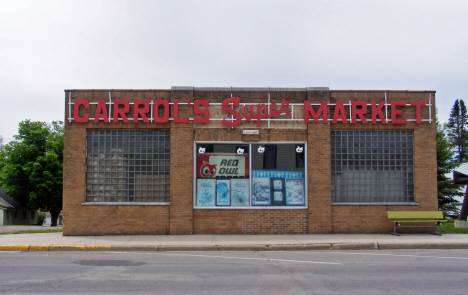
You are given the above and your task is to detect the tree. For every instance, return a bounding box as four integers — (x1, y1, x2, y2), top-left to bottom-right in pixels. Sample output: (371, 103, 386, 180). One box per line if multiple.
(0, 120, 63, 226)
(446, 99, 468, 163)
(437, 120, 463, 218)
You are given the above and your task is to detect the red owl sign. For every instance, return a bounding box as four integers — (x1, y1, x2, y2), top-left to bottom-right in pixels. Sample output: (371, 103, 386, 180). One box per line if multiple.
(196, 154, 249, 178)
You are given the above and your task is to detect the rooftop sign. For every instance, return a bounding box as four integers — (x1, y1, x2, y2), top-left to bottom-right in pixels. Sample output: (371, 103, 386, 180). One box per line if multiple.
(68, 93, 432, 127)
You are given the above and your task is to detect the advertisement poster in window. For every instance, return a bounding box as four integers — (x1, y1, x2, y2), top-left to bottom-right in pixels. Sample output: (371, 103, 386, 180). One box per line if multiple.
(216, 179, 231, 206)
(271, 178, 286, 206)
(196, 179, 216, 207)
(285, 178, 305, 205)
(251, 177, 271, 205)
(197, 154, 249, 178)
(230, 179, 250, 207)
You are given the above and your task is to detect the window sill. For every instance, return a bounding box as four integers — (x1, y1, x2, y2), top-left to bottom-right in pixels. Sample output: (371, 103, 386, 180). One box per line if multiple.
(81, 202, 170, 206)
(332, 202, 419, 206)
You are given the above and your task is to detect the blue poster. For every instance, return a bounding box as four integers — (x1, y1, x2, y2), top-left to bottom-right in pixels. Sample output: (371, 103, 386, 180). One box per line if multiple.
(196, 179, 216, 207)
(285, 178, 305, 205)
(230, 179, 250, 207)
(216, 179, 231, 206)
(251, 170, 303, 179)
(274, 191, 283, 202)
(273, 179, 283, 190)
(251, 177, 271, 205)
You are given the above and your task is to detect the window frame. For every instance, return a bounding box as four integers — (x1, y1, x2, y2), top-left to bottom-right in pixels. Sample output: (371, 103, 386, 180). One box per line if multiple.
(193, 141, 308, 209)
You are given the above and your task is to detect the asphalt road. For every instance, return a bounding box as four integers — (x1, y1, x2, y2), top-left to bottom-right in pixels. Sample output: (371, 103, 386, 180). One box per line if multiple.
(1, 249, 468, 294)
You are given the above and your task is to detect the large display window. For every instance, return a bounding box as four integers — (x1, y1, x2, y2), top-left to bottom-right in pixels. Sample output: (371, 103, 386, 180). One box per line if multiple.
(194, 142, 306, 208)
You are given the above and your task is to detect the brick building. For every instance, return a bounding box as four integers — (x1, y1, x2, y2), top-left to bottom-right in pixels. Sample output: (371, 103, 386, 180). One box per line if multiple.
(63, 87, 436, 235)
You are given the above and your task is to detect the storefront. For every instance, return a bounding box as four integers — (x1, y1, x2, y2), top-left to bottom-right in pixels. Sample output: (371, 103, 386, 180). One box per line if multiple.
(63, 87, 437, 235)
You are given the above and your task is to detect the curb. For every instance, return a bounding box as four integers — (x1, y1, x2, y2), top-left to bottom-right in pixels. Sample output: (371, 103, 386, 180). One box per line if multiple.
(2, 242, 468, 252)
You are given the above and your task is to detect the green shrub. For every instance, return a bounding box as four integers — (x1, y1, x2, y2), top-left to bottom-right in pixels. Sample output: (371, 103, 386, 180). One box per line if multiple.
(36, 211, 46, 225)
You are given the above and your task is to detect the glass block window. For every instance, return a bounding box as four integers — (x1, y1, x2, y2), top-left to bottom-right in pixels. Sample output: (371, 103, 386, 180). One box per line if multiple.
(86, 130, 170, 203)
(331, 131, 414, 203)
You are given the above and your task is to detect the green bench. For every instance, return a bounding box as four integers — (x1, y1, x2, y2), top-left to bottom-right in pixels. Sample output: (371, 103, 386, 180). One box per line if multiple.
(387, 211, 446, 236)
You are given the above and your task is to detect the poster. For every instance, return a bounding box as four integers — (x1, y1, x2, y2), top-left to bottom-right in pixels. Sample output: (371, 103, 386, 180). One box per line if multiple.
(216, 179, 231, 206)
(271, 178, 285, 206)
(285, 178, 305, 205)
(273, 191, 283, 202)
(230, 179, 250, 207)
(273, 179, 282, 190)
(197, 154, 249, 178)
(196, 179, 216, 207)
(251, 177, 271, 205)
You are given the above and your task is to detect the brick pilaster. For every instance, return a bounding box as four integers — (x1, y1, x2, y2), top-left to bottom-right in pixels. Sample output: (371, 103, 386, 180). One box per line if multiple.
(307, 89, 332, 233)
(169, 87, 195, 234)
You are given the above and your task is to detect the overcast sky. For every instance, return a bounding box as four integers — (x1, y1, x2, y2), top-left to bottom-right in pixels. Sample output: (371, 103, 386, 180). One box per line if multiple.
(1, 0, 467, 143)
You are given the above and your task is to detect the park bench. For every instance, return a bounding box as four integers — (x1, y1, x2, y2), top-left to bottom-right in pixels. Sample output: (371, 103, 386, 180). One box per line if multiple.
(387, 211, 446, 236)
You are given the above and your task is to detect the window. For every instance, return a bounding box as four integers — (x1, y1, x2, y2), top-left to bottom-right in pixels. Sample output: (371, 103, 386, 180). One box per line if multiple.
(31, 211, 35, 220)
(331, 131, 414, 203)
(86, 130, 170, 203)
(262, 145, 277, 169)
(22, 211, 27, 220)
(195, 143, 306, 208)
(6, 211, 9, 220)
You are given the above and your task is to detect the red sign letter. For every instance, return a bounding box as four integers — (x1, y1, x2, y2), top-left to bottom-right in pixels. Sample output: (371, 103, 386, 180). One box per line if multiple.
(74, 100, 89, 123)
(154, 100, 169, 123)
(222, 97, 242, 127)
(411, 101, 426, 124)
(371, 101, 387, 124)
(391, 101, 407, 124)
(279, 99, 292, 117)
(94, 100, 109, 123)
(193, 100, 209, 123)
(133, 100, 150, 123)
(173, 100, 189, 123)
(351, 101, 368, 124)
(332, 101, 347, 124)
(304, 101, 328, 124)
(113, 100, 129, 123)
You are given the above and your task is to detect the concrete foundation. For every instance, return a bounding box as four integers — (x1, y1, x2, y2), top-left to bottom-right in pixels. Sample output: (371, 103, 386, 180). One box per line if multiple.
(455, 220, 468, 228)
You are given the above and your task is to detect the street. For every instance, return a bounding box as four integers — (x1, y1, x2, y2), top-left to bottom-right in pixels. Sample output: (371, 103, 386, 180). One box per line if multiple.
(1, 249, 468, 294)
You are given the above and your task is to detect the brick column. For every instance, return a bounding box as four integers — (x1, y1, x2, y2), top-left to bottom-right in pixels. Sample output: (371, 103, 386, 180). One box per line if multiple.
(413, 100, 438, 210)
(307, 88, 332, 233)
(169, 87, 194, 234)
(62, 122, 87, 236)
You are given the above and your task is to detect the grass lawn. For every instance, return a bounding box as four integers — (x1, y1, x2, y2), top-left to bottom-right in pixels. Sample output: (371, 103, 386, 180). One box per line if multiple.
(438, 221, 468, 234)
(0, 229, 62, 235)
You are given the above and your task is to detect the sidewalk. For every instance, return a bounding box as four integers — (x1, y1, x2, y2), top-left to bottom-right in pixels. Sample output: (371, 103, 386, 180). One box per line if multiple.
(1, 232, 468, 251)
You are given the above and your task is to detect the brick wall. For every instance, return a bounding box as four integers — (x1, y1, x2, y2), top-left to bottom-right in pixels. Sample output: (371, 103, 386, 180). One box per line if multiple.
(307, 90, 332, 233)
(169, 90, 194, 234)
(327, 91, 437, 233)
(63, 88, 437, 235)
(193, 209, 308, 234)
(63, 90, 172, 235)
